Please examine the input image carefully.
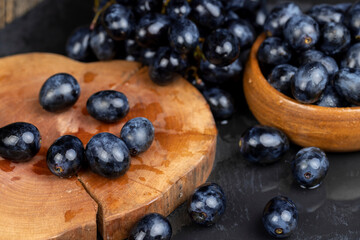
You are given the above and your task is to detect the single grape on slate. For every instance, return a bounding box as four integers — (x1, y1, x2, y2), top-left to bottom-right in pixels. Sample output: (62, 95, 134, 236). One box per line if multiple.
(188, 183, 226, 226)
(239, 125, 289, 164)
(291, 147, 329, 189)
(262, 196, 298, 238)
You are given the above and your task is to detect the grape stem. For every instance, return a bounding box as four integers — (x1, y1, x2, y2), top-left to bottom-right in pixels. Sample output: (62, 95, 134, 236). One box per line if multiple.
(90, 0, 116, 30)
(193, 45, 206, 61)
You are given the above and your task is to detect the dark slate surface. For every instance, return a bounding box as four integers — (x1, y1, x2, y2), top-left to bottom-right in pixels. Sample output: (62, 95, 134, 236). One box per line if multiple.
(1, 0, 360, 239)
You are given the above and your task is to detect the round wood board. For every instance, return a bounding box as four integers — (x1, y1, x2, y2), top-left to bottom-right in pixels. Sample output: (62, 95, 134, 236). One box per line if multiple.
(0, 53, 217, 240)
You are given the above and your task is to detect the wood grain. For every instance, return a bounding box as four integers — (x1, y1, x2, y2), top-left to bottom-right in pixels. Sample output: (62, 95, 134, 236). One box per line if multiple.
(0, 53, 217, 239)
(244, 33, 360, 152)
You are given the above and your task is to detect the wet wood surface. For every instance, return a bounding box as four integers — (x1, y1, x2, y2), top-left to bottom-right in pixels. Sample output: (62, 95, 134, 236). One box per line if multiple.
(0, 53, 217, 239)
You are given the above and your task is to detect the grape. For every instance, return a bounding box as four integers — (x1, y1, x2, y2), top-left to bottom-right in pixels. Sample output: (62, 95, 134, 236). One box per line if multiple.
(136, 0, 163, 15)
(149, 47, 187, 85)
(66, 26, 92, 61)
(190, 0, 225, 30)
(65, 0, 263, 121)
(226, 19, 256, 49)
(199, 58, 243, 85)
(135, 13, 171, 48)
(169, 18, 200, 54)
(166, 0, 191, 19)
(90, 25, 116, 61)
(203, 29, 240, 67)
(102, 3, 135, 41)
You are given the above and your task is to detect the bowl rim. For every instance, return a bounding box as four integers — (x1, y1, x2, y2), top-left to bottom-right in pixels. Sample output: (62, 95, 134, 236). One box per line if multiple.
(251, 33, 360, 113)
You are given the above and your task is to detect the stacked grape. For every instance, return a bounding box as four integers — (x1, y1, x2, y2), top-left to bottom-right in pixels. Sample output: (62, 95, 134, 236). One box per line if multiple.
(258, 2, 360, 108)
(66, 0, 267, 120)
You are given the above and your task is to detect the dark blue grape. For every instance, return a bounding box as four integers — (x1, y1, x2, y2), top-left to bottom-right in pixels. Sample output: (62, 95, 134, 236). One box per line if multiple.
(0, 122, 41, 162)
(316, 83, 348, 108)
(224, 0, 261, 12)
(344, 2, 360, 40)
(333, 2, 352, 13)
(263, 2, 302, 37)
(257, 37, 292, 68)
(341, 43, 360, 69)
(125, 38, 142, 60)
(86, 90, 129, 123)
(307, 4, 344, 26)
(166, 0, 191, 19)
(66, 26, 92, 61)
(102, 3, 135, 41)
(120, 117, 154, 156)
(267, 64, 297, 96)
(224, 10, 240, 23)
(320, 22, 351, 56)
(291, 62, 329, 104)
(253, 1, 268, 31)
(39, 73, 80, 112)
(129, 213, 172, 240)
(135, 13, 171, 48)
(291, 147, 329, 189)
(46, 135, 84, 178)
(188, 183, 226, 226)
(199, 58, 243, 85)
(140, 48, 157, 65)
(283, 15, 320, 51)
(135, 0, 163, 15)
(333, 68, 360, 105)
(90, 25, 116, 61)
(239, 125, 289, 164)
(202, 88, 234, 120)
(169, 18, 199, 54)
(85, 132, 130, 179)
(190, 0, 225, 30)
(203, 29, 240, 67)
(226, 19, 255, 49)
(262, 196, 298, 238)
(300, 50, 339, 76)
(149, 47, 187, 86)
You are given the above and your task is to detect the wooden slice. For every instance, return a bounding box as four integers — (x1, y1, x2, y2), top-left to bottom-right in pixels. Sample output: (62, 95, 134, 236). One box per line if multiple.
(244, 33, 360, 152)
(0, 53, 217, 239)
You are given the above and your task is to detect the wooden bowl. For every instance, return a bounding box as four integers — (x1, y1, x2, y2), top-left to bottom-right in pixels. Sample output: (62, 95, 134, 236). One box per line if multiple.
(243, 33, 360, 152)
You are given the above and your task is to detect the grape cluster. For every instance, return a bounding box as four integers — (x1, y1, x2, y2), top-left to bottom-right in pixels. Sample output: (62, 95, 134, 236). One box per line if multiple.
(66, 0, 267, 120)
(259, 2, 360, 107)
